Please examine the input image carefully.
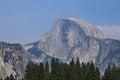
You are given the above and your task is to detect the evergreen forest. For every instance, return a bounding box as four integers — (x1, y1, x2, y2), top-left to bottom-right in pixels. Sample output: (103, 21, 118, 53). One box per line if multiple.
(2, 58, 120, 80)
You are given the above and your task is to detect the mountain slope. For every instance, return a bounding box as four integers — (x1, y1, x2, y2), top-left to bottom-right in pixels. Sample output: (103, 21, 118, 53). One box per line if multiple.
(96, 39, 120, 72)
(0, 42, 27, 79)
(24, 42, 52, 63)
(25, 18, 120, 73)
(38, 18, 106, 60)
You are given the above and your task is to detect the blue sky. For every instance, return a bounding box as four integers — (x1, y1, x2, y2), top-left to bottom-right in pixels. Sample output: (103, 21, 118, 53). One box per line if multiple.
(0, 0, 120, 44)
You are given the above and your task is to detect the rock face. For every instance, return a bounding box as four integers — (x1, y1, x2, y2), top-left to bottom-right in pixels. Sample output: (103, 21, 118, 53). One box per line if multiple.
(38, 18, 106, 61)
(25, 18, 120, 73)
(96, 39, 120, 72)
(25, 42, 52, 63)
(0, 42, 27, 79)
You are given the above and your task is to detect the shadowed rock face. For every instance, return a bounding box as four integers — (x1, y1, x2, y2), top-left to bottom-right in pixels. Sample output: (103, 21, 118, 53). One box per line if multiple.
(96, 39, 120, 72)
(0, 42, 27, 79)
(25, 18, 120, 73)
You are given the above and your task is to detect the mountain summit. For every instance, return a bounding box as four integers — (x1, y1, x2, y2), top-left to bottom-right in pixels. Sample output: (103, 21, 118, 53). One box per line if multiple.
(38, 18, 106, 60)
(25, 18, 120, 73)
(67, 18, 106, 39)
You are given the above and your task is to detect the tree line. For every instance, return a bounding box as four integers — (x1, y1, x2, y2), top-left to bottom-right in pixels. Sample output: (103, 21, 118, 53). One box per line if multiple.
(24, 58, 120, 80)
(1, 58, 120, 80)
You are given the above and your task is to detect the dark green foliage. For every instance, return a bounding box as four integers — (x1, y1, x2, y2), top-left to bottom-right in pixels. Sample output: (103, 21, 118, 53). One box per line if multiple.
(24, 58, 120, 80)
(0, 78, 3, 80)
(50, 58, 57, 80)
(24, 61, 44, 80)
(39, 63, 44, 80)
(44, 61, 49, 80)
(5, 76, 9, 80)
(95, 67, 101, 80)
(76, 58, 82, 80)
(25, 61, 35, 80)
(9, 74, 15, 80)
(4, 74, 16, 80)
(102, 64, 120, 80)
(68, 58, 77, 80)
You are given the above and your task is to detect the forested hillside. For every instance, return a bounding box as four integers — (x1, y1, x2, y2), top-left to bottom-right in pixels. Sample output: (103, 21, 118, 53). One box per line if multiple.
(23, 58, 120, 80)
(1, 58, 120, 80)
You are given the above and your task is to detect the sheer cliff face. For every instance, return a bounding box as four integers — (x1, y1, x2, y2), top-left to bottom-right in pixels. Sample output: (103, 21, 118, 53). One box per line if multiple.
(96, 39, 120, 72)
(25, 18, 120, 72)
(38, 18, 106, 62)
(0, 42, 27, 79)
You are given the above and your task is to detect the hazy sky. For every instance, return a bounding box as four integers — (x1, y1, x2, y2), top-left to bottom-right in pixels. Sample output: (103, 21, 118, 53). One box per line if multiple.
(0, 0, 120, 44)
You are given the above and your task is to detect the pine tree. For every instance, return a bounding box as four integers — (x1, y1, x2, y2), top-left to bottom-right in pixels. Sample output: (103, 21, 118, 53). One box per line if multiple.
(24, 58, 103, 80)
(68, 58, 77, 80)
(34, 63, 39, 80)
(102, 64, 111, 80)
(76, 58, 82, 80)
(9, 74, 15, 80)
(50, 58, 60, 80)
(50, 58, 55, 80)
(39, 63, 44, 80)
(94, 67, 101, 80)
(107, 64, 120, 80)
(81, 62, 88, 80)
(44, 61, 49, 80)
(87, 62, 96, 80)
(5, 76, 9, 80)
(25, 61, 35, 80)
(56, 63, 69, 80)
(63, 63, 69, 80)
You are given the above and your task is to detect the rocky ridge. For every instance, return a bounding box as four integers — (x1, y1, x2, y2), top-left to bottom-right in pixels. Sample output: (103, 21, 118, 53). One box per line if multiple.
(0, 42, 27, 79)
